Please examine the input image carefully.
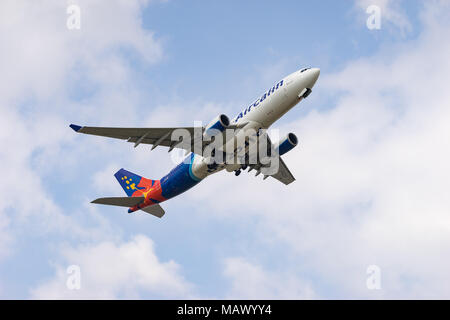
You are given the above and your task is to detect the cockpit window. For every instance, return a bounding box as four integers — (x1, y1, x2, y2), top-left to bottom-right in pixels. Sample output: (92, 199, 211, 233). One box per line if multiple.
(300, 68, 310, 73)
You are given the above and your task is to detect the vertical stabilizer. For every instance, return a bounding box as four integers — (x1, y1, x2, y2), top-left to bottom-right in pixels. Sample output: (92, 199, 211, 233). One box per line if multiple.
(114, 168, 155, 197)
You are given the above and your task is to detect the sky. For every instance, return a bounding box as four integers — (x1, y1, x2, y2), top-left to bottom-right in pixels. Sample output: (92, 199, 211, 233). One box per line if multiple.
(0, 0, 449, 299)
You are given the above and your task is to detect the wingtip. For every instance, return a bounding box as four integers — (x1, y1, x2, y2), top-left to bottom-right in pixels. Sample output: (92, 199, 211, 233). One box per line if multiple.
(69, 124, 82, 132)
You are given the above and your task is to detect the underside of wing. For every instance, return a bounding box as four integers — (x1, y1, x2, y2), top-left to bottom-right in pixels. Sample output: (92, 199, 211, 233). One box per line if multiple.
(269, 156, 296, 185)
(70, 124, 203, 154)
(241, 132, 296, 185)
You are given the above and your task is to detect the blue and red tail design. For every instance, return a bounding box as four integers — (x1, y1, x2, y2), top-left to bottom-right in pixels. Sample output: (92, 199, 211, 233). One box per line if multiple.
(91, 158, 202, 217)
(88, 168, 166, 217)
(113, 157, 202, 213)
(114, 168, 156, 197)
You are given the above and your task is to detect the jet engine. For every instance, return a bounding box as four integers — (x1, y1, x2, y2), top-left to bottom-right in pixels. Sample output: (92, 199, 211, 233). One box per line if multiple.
(275, 133, 298, 156)
(204, 114, 230, 138)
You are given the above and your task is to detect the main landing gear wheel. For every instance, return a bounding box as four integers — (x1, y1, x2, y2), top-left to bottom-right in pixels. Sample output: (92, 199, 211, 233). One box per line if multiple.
(235, 170, 241, 176)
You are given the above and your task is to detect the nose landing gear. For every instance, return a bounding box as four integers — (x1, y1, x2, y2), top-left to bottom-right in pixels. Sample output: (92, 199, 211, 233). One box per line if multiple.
(302, 88, 312, 99)
(298, 88, 312, 100)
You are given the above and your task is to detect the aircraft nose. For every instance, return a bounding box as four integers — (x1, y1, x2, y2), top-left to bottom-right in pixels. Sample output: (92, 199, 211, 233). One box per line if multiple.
(311, 68, 320, 80)
(306, 68, 320, 87)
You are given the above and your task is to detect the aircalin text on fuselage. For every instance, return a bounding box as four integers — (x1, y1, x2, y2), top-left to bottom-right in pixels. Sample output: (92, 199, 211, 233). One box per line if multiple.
(233, 79, 284, 123)
(70, 67, 320, 218)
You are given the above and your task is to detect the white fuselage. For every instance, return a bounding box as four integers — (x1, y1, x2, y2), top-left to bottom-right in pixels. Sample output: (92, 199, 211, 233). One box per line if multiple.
(191, 67, 320, 179)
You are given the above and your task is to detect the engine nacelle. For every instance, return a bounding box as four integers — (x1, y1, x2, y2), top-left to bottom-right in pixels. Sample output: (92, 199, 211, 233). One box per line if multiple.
(204, 114, 230, 138)
(275, 133, 298, 156)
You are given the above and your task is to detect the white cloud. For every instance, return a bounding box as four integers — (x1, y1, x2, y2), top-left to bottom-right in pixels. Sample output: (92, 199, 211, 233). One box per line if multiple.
(30, 235, 194, 299)
(0, 0, 165, 249)
(0, 0, 232, 299)
(0, 213, 12, 261)
(223, 257, 316, 299)
(0, 0, 163, 102)
(92, 163, 122, 195)
(0, 1, 186, 300)
(354, 0, 412, 34)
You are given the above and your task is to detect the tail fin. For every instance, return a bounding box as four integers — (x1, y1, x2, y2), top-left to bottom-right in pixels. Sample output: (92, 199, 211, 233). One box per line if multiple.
(114, 168, 155, 197)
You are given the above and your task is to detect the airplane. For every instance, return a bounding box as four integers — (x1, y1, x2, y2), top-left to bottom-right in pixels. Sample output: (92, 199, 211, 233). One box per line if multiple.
(70, 67, 320, 218)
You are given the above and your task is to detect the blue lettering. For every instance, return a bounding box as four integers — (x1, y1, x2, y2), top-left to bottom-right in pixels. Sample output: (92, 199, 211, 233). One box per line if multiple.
(244, 104, 252, 115)
(276, 79, 283, 89)
(260, 93, 267, 103)
(234, 79, 284, 120)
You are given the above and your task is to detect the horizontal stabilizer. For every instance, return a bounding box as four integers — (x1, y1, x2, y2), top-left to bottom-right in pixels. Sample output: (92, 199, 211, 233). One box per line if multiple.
(91, 196, 145, 207)
(141, 204, 165, 218)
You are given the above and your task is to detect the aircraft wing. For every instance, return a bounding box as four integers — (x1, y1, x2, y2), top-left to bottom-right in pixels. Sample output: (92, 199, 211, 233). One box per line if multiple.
(268, 156, 296, 185)
(246, 132, 296, 185)
(246, 155, 295, 185)
(70, 124, 204, 154)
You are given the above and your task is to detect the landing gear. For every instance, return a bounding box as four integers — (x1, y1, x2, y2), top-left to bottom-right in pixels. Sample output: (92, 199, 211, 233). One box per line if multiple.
(207, 162, 218, 170)
(302, 88, 312, 99)
(235, 170, 241, 176)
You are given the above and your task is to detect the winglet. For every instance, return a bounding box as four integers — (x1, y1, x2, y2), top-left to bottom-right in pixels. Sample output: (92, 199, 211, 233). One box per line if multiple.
(69, 124, 82, 132)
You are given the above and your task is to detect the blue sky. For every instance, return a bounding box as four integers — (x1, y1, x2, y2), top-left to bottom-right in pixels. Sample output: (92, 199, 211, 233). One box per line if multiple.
(1, 0, 450, 299)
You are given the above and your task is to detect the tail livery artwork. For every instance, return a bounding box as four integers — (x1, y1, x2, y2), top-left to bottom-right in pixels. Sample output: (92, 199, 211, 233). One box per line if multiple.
(71, 68, 320, 218)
